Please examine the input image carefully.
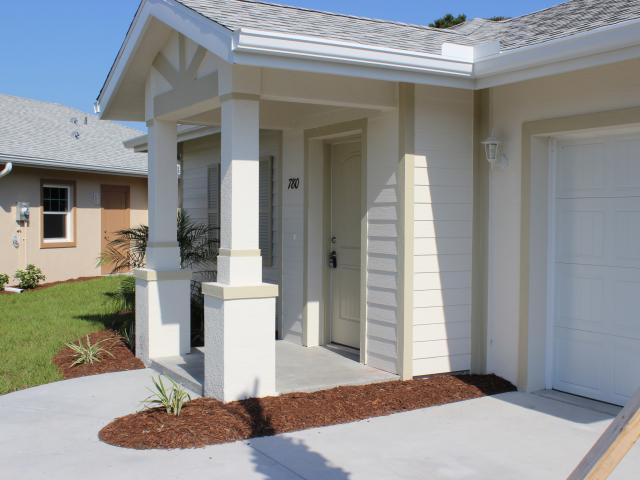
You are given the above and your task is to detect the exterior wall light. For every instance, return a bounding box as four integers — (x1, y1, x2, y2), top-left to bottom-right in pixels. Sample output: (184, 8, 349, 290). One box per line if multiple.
(481, 132, 507, 169)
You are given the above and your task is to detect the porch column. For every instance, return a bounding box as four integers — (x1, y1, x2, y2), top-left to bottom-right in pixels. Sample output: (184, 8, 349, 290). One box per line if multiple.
(202, 94, 278, 402)
(134, 119, 191, 365)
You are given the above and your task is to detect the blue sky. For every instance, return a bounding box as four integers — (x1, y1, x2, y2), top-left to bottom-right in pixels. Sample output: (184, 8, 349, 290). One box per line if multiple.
(0, 0, 560, 123)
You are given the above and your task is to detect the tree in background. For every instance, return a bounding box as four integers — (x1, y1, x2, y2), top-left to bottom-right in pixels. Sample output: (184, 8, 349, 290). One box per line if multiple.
(429, 13, 466, 29)
(429, 14, 510, 29)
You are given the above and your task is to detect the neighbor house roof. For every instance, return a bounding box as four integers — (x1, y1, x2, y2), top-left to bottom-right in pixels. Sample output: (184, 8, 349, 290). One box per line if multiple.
(0, 94, 147, 176)
(175, 0, 640, 54)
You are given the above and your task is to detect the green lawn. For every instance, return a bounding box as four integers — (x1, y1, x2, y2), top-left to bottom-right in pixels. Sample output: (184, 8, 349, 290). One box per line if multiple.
(0, 276, 130, 394)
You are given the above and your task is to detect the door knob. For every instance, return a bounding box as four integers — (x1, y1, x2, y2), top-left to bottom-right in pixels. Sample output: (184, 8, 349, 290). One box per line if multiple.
(328, 250, 337, 269)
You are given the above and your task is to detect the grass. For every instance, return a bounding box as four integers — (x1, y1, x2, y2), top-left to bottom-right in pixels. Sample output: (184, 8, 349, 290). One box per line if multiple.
(0, 277, 131, 395)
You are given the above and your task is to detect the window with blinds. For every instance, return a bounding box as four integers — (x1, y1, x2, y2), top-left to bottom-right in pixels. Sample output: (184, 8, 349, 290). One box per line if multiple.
(207, 156, 273, 266)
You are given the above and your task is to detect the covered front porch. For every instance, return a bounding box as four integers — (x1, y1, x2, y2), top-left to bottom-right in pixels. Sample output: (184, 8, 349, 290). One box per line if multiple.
(98, 4, 408, 402)
(150, 341, 397, 396)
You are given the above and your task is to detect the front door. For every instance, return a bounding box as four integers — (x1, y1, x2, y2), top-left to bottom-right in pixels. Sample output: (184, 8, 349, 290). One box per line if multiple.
(330, 140, 362, 349)
(101, 185, 130, 274)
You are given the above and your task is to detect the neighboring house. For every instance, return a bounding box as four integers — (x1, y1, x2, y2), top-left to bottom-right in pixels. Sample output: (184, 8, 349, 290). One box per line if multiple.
(0, 94, 148, 283)
(100, 0, 640, 406)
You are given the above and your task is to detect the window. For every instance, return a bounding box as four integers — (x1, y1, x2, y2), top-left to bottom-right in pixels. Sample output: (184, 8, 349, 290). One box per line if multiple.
(41, 182, 74, 245)
(207, 156, 273, 266)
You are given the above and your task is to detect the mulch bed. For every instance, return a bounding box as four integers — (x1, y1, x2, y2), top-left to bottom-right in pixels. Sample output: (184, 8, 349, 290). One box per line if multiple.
(99, 374, 515, 450)
(54, 330, 144, 380)
(1, 276, 103, 294)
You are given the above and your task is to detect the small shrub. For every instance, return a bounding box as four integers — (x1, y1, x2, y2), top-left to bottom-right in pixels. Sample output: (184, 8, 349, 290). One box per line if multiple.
(119, 323, 135, 353)
(15, 264, 46, 289)
(143, 376, 191, 416)
(0, 273, 9, 290)
(111, 276, 136, 312)
(66, 335, 114, 367)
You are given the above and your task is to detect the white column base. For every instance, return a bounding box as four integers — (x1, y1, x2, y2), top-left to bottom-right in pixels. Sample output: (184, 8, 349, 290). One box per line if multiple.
(203, 282, 278, 402)
(134, 268, 192, 365)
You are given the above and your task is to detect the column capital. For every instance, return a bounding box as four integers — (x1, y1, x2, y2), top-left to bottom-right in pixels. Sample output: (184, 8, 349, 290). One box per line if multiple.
(219, 92, 260, 103)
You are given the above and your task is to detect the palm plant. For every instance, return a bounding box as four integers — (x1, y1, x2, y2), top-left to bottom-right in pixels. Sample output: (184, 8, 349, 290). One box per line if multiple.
(99, 210, 218, 273)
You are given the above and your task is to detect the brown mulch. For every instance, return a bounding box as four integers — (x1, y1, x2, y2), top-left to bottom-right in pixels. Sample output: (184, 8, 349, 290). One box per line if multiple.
(99, 374, 515, 450)
(54, 330, 144, 380)
(1, 276, 103, 294)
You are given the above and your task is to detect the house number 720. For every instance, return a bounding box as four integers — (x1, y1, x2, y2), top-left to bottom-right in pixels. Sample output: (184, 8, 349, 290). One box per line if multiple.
(288, 178, 300, 190)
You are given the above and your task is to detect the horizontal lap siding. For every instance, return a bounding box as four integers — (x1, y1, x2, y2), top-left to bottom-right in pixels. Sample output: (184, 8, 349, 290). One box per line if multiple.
(413, 86, 473, 376)
(366, 111, 400, 374)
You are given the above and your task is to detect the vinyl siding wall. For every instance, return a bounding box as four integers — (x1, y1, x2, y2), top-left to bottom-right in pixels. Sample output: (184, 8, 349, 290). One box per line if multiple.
(366, 110, 401, 373)
(412, 85, 474, 376)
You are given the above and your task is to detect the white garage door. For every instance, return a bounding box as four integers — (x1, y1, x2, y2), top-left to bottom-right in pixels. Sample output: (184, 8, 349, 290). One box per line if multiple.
(553, 133, 640, 406)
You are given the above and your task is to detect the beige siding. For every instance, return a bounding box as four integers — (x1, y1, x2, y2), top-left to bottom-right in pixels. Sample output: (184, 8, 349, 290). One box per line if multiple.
(413, 85, 474, 376)
(366, 110, 400, 374)
(0, 166, 147, 283)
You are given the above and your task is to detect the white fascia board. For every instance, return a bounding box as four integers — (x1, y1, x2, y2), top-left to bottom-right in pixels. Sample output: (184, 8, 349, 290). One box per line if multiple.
(232, 28, 474, 86)
(97, 0, 234, 119)
(475, 18, 640, 88)
(0, 154, 147, 177)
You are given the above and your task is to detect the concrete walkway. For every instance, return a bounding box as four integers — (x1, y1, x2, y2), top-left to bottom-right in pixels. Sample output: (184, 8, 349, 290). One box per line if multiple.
(1, 369, 639, 479)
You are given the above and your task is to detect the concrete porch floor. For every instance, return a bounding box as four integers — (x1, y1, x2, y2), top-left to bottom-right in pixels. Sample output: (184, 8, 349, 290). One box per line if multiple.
(149, 340, 398, 395)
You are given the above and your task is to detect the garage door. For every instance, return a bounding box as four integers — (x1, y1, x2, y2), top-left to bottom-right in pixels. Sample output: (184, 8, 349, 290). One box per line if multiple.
(553, 133, 640, 406)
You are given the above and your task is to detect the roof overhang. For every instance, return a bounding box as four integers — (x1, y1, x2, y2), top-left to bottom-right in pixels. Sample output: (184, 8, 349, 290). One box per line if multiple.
(98, 0, 640, 121)
(0, 153, 147, 177)
(124, 124, 220, 152)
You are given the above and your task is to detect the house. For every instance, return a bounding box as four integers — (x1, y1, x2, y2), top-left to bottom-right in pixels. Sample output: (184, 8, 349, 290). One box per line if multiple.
(99, 0, 640, 405)
(0, 94, 148, 283)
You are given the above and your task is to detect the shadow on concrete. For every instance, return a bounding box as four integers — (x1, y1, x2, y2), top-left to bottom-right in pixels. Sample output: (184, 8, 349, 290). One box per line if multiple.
(238, 380, 351, 479)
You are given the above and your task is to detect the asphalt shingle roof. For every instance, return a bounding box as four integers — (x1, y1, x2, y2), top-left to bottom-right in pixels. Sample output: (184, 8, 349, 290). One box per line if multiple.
(0, 94, 147, 175)
(174, 0, 640, 54)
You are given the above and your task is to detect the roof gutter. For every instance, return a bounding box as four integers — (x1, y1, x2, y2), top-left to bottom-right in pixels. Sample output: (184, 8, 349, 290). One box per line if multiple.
(0, 154, 147, 178)
(0, 162, 12, 179)
(475, 17, 640, 88)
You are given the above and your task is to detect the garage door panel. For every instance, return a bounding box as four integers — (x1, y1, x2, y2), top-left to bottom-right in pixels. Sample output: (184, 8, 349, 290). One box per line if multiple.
(556, 200, 606, 264)
(556, 142, 606, 198)
(610, 138, 640, 195)
(611, 336, 640, 403)
(555, 264, 605, 331)
(553, 328, 606, 399)
(613, 199, 640, 268)
(610, 271, 640, 340)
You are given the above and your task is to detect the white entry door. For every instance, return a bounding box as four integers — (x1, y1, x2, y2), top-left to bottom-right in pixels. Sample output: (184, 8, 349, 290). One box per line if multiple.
(553, 133, 640, 406)
(330, 141, 362, 349)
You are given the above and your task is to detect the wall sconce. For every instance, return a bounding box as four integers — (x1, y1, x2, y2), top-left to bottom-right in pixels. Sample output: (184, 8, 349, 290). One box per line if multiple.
(481, 132, 507, 169)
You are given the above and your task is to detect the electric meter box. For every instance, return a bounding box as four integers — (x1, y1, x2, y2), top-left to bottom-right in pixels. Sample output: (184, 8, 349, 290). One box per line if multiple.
(16, 202, 30, 222)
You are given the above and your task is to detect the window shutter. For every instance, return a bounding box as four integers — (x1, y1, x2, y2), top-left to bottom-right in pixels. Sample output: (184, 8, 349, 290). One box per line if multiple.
(259, 156, 273, 267)
(207, 164, 221, 243)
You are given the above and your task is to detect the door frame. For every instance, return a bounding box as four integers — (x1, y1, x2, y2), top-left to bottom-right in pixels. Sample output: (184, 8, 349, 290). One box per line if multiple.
(303, 119, 368, 362)
(100, 184, 131, 275)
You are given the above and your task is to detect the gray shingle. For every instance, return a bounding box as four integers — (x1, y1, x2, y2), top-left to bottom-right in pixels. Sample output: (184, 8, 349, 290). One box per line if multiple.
(0, 94, 147, 175)
(174, 0, 640, 54)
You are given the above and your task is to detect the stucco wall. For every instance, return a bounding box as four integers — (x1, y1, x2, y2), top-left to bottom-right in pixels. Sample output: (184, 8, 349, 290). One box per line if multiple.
(485, 59, 640, 386)
(0, 166, 147, 284)
(412, 85, 474, 376)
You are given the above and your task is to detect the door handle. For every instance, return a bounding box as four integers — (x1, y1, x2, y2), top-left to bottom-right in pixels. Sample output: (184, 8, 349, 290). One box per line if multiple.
(328, 250, 337, 269)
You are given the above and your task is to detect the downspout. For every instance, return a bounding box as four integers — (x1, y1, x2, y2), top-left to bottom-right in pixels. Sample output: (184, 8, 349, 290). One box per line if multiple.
(0, 162, 12, 178)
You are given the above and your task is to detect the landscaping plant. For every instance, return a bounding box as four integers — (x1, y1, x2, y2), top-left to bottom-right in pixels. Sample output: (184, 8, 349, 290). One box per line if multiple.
(143, 376, 191, 416)
(119, 323, 135, 353)
(98, 210, 219, 273)
(0, 273, 9, 290)
(66, 335, 114, 367)
(14, 264, 45, 289)
(110, 275, 136, 313)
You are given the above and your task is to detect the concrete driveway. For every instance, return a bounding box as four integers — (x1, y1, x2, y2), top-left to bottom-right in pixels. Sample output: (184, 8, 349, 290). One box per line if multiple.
(1, 368, 638, 479)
